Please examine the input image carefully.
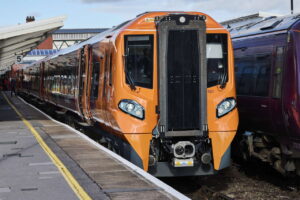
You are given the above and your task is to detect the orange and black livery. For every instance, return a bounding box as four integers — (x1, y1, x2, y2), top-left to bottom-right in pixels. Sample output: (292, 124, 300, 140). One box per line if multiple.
(17, 11, 238, 176)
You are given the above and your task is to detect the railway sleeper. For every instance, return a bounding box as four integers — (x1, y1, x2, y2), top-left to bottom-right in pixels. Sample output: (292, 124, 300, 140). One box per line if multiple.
(200, 186, 234, 200)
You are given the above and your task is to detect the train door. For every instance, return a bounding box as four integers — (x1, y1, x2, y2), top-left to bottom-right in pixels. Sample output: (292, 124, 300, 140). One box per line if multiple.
(105, 49, 115, 125)
(102, 49, 111, 125)
(77, 45, 92, 120)
(235, 45, 273, 132)
(96, 47, 106, 122)
(90, 45, 101, 117)
(19, 69, 24, 92)
(270, 46, 286, 134)
(77, 48, 85, 116)
(156, 15, 207, 137)
(84, 45, 93, 120)
(40, 62, 45, 100)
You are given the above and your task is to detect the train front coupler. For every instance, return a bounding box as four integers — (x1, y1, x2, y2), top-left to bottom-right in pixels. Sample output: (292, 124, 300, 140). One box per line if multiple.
(150, 126, 213, 168)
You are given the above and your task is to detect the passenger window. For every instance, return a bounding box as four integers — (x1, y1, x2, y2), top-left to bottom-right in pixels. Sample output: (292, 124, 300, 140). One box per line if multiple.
(272, 47, 284, 98)
(235, 57, 256, 95)
(124, 35, 153, 89)
(109, 53, 113, 86)
(254, 54, 271, 96)
(235, 54, 271, 97)
(91, 55, 100, 100)
(102, 53, 108, 97)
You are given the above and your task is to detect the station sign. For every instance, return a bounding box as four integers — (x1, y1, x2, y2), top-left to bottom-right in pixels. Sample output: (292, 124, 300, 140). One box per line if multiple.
(15, 55, 23, 64)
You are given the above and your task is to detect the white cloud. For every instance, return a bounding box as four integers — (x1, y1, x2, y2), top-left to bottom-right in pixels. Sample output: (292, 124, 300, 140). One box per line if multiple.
(88, 0, 296, 22)
(80, 0, 126, 3)
(195, 0, 291, 21)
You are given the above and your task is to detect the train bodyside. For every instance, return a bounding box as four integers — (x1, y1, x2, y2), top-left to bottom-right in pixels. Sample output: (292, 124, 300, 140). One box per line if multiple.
(18, 11, 238, 177)
(232, 15, 300, 175)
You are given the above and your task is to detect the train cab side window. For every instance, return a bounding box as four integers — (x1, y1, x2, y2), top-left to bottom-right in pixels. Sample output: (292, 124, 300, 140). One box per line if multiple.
(124, 35, 153, 89)
(272, 47, 284, 98)
(91, 55, 100, 100)
(207, 34, 228, 87)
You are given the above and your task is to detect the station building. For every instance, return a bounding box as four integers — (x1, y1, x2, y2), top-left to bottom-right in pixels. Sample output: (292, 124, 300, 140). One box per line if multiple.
(23, 28, 107, 64)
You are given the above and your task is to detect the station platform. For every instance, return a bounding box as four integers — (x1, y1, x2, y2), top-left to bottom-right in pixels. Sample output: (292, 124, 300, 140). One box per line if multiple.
(0, 91, 188, 200)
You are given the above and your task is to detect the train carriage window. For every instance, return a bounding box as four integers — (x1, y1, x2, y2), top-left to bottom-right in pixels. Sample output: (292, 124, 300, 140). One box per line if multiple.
(207, 34, 228, 87)
(254, 54, 271, 96)
(109, 53, 113, 86)
(235, 57, 257, 95)
(124, 35, 153, 89)
(272, 47, 284, 98)
(91, 55, 100, 100)
(102, 53, 108, 97)
(235, 53, 271, 97)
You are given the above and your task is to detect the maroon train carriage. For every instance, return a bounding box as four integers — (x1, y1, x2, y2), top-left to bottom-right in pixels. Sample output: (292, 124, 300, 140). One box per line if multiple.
(230, 14, 300, 175)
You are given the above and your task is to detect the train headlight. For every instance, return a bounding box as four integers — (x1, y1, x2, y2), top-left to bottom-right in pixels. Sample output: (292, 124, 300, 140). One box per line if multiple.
(179, 16, 186, 23)
(119, 99, 145, 120)
(217, 97, 236, 118)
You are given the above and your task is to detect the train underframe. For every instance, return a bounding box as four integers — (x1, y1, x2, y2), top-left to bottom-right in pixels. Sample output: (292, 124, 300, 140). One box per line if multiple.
(236, 131, 300, 176)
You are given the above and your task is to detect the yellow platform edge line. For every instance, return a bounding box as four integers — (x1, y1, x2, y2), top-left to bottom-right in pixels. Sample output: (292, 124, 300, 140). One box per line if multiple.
(2, 92, 92, 200)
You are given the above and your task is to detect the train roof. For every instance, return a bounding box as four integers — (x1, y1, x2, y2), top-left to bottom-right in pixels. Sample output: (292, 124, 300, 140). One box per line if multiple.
(23, 11, 225, 70)
(230, 14, 300, 39)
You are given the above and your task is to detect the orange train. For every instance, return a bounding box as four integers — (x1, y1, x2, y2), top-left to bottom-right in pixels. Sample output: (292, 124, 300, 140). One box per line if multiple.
(17, 12, 238, 176)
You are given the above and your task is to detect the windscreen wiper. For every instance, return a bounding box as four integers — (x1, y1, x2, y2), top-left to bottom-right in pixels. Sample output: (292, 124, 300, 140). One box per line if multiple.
(126, 71, 136, 90)
(123, 54, 136, 90)
(218, 66, 227, 89)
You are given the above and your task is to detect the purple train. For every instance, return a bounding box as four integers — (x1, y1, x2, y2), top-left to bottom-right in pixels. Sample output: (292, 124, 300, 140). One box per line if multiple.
(230, 15, 300, 175)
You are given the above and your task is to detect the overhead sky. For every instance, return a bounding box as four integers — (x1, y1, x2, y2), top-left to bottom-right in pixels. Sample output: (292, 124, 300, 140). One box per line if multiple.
(0, 0, 299, 28)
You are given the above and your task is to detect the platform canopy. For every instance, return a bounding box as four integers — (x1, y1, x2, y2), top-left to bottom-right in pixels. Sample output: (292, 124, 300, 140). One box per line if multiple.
(0, 16, 67, 75)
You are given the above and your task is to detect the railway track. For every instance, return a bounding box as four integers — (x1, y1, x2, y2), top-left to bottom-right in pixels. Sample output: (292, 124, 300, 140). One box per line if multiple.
(23, 95, 300, 200)
(162, 161, 300, 200)
(196, 186, 234, 200)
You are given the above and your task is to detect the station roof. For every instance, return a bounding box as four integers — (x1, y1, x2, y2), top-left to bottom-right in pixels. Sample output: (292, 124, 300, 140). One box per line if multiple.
(0, 16, 66, 75)
(53, 28, 107, 34)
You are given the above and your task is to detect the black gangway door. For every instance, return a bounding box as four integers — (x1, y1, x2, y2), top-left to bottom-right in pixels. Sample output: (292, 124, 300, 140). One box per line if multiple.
(156, 14, 207, 137)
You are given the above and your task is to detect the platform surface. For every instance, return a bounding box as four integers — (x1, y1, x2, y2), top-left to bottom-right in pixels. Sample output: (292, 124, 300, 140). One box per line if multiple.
(0, 93, 81, 200)
(0, 92, 185, 200)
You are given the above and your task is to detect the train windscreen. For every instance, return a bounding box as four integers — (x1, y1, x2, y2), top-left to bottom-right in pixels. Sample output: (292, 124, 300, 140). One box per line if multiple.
(207, 34, 228, 87)
(124, 35, 154, 89)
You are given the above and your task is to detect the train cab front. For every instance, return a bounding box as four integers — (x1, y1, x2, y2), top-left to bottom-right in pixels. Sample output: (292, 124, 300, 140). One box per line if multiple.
(145, 14, 214, 176)
(117, 12, 238, 177)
